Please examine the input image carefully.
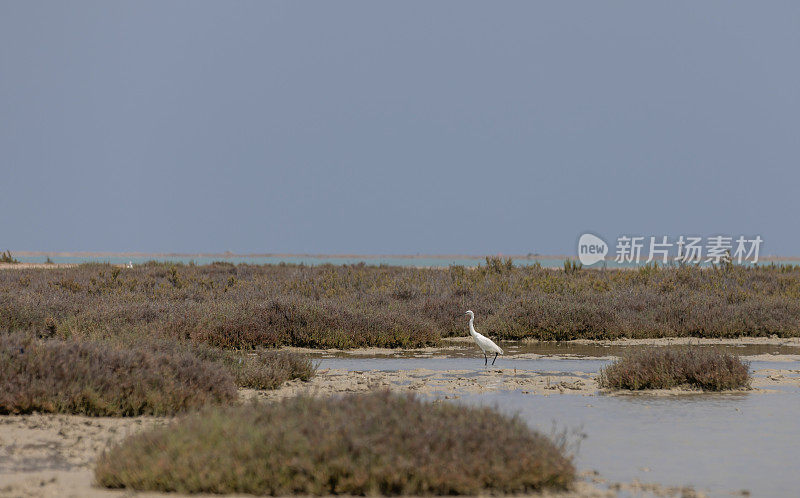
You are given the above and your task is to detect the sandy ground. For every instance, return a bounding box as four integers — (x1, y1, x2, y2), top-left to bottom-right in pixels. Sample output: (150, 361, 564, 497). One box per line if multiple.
(2, 363, 794, 497)
(0, 415, 166, 497)
(245, 367, 598, 400)
(247, 366, 799, 401)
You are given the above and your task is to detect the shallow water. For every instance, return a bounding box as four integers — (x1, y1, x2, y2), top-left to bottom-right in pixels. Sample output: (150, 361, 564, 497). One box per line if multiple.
(465, 385, 800, 497)
(314, 340, 800, 360)
(499, 341, 800, 358)
(318, 355, 800, 497)
(316, 350, 800, 374)
(317, 357, 798, 379)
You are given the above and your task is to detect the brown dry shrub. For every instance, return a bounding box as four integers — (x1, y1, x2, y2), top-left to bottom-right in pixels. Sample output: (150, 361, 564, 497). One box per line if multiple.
(1, 263, 800, 349)
(598, 347, 751, 391)
(0, 333, 237, 416)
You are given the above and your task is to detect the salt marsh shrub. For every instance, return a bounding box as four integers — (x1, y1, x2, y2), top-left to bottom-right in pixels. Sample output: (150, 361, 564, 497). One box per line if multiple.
(1, 263, 799, 349)
(0, 333, 237, 416)
(95, 391, 575, 494)
(598, 348, 751, 391)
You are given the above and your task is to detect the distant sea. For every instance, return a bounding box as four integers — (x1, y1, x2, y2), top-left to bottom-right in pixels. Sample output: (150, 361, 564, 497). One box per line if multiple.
(12, 253, 796, 268)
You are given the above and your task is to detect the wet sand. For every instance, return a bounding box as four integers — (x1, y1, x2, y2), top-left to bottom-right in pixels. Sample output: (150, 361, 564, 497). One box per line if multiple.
(246, 368, 596, 401)
(0, 415, 166, 497)
(248, 365, 799, 400)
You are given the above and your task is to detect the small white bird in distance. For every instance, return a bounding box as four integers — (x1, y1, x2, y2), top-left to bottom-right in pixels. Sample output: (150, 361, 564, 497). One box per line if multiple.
(465, 310, 503, 366)
(126, 261, 133, 269)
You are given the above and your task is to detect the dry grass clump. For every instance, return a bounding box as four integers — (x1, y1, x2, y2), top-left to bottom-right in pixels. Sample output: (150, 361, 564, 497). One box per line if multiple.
(0, 333, 237, 416)
(0, 250, 19, 264)
(2, 262, 800, 349)
(598, 348, 751, 391)
(78, 334, 317, 391)
(216, 349, 317, 389)
(95, 391, 574, 495)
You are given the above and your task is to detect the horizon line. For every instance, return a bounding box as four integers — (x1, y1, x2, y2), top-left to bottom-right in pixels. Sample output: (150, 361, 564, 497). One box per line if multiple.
(9, 250, 800, 262)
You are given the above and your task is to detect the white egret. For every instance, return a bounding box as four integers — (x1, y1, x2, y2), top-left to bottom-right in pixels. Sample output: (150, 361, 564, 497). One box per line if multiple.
(464, 310, 503, 365)
(126, 261, 133, 269)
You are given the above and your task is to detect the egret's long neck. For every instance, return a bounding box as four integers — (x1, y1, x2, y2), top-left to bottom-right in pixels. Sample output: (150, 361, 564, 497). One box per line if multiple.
(468, 317, 477, 336)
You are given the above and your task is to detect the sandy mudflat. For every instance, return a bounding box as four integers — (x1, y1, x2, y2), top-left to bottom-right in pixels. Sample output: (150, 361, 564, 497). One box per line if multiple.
(247, 366, 799, 401)
(244, 367, 598, 401)
(3, 364, 794, 497)
(0, 415, 167, 498)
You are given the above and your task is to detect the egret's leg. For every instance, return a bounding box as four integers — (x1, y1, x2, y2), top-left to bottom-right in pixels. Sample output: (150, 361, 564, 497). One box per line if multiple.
(492, 352, 498, 365)
(484, 353, 488, 366)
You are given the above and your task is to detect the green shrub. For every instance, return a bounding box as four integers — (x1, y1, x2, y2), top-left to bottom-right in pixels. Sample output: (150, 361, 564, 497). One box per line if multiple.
(95, 391, 575, 495)
(598, 348, 751, 391)
(563, 258, 582, 274)
(485, 256, 514, 273)
(0, 250, 19, 264)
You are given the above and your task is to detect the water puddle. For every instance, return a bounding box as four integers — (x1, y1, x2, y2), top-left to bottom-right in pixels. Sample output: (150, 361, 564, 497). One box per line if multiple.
(317, 357, 798, 375)
(462, 385, 800, 497)
(314, 341, 800, 360)
(497, 341, 800, 358)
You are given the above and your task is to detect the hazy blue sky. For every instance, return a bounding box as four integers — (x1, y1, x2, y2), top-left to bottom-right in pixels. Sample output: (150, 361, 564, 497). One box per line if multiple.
(1, 2, 798, 255)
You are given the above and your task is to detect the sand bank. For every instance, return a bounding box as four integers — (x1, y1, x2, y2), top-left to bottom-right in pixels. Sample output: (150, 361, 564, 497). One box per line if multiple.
(249, 367, 598, 400)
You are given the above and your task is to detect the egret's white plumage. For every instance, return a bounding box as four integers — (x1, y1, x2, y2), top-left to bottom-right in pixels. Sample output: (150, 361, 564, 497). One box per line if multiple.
(465, 310, 503, 365)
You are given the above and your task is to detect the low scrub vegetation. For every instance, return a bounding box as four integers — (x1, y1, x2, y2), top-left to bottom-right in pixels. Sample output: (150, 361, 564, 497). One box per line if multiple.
(598, 348, 751, 391)
(0, 333, 237, 416)
(0, 327, 316, 415)
(218, 349, 317, 389)
(2, 262, 800, 349)
(0, 250, 19, 264)
(135, 338, 318, 390)
(95, 391, 575, 495)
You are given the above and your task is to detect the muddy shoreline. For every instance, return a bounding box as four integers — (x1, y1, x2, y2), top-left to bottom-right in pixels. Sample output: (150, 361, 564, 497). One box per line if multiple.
(280, 337, 800, 376)
(250, 365, 798, 400)
(2, 358, 796, 497)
